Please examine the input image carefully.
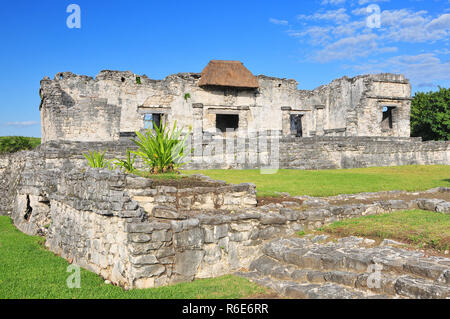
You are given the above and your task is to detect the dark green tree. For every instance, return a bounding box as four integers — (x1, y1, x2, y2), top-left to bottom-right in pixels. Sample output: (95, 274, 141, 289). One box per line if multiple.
(411, 87, 450, 141)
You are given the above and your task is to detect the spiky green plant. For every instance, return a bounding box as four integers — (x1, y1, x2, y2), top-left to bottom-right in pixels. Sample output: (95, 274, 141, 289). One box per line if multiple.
(83, 150, 114, 170)
(114, 150, 136, 173)
(131, 120, 192, 174)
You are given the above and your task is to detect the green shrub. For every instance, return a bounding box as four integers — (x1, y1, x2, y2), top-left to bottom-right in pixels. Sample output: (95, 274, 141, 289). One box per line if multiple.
(0, 136, 41, 154)
(83, 150, 114, 169)
(114, 150, 136, 173)
(132, 121, 192, 174)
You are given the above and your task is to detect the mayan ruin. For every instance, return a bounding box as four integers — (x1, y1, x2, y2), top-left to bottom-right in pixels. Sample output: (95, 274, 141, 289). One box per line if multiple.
(1, 1, 449, 305)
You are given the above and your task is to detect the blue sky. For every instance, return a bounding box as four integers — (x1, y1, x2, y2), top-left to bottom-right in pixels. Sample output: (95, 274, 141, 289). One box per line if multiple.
(0, 0, 449, 137)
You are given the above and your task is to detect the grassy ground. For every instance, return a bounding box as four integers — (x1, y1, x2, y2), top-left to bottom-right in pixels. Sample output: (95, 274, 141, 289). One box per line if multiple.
(0, 136, 41, 154)
(0, 217, 266, 299)
(133, 170, 182, 180)
(318, 210, 450, 252)
(186, 165, 450, 197)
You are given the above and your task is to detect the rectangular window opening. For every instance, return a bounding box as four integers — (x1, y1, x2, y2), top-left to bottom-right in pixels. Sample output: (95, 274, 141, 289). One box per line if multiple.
(216, 114, 239, 133)
(290, 114, 303, 137)
(144, 113, 162, 129)
(381, 106, 395, 130)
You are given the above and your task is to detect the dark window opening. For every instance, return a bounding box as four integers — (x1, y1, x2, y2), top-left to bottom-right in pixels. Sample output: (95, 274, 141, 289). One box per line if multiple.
(24, 195, 32, 221)
(121, 77, 126, 82)
(290, 114, 303, 137)
(144, 113, 162, 130)
(382, 106, 395, 130)
(216, 114, 239, 133)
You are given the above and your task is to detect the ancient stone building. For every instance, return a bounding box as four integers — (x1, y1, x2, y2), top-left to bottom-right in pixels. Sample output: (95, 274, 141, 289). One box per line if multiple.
(39, 60, 412, 142)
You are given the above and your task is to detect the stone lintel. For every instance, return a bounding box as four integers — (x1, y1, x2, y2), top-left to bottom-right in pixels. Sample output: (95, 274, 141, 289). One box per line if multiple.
(137, 106, 171, 114)
(366, 96, 413, 101)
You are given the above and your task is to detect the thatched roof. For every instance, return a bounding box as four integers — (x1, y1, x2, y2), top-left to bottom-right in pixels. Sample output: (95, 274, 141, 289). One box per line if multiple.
(198, 60, 259, 88)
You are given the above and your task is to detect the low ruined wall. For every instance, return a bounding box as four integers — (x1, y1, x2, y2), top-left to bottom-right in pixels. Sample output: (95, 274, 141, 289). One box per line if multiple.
(42, 167, 450, 289)
(279, 136, 450, 169)
(35, 136, 450, 170)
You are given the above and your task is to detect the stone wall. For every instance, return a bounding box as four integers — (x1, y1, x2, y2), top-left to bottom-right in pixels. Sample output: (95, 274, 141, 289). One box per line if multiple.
(33, 135, 450, 171)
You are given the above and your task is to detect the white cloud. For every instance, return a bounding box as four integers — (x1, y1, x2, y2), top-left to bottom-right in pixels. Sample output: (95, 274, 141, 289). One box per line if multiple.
(358, 0, 390, 5)
(4, 121, 39, 128)
(289, 26, 333, 45)
(426, 13, 450, 31)
(380, 10, 450, 43)
(353, 53, 450, 85)
(269, 18, 288, 25)
(298, 8, 350, 24)
(286, 6, 450, 62)
(434, 48, 450, 55)
(274, 1, 450, 89)
(321, 0, 346, 5)
(314, 33, 397, 62)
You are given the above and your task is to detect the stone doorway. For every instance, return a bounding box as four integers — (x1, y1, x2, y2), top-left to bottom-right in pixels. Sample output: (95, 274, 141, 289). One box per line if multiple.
(290, 114, 303, 137)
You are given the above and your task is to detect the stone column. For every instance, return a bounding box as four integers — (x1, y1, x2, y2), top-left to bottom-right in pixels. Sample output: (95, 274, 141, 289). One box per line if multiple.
(192, 103, 204, 162)
(281, 106, 292, 136)
(315, 105, 325, 136)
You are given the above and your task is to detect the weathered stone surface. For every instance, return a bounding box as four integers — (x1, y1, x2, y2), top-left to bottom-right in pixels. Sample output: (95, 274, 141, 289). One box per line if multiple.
(394, 276, 450, 299)
(244, 236, 450, 299)
(133, 264, 166, 279)
(174, 250, 205, 278)
(436, 201, 450, 214)
(130, 255, 158, 265)
(152, 206, 184, 220)
(174, 228, 205, 248)
(417, 198, 446, 211)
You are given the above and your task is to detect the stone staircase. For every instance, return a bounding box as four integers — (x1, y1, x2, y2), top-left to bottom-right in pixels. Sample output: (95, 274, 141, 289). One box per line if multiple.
(236, 236, 450, 299)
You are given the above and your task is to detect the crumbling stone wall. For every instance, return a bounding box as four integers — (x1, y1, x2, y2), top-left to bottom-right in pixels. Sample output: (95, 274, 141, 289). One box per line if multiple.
(39, 69, 412, 142)
(40, 72, 121, 142)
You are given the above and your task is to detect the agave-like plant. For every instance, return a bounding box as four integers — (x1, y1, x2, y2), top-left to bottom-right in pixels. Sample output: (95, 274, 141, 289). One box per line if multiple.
(131, 120, 192, 174)
(114, 150, 136, 173)
(83, 150, 114, 170)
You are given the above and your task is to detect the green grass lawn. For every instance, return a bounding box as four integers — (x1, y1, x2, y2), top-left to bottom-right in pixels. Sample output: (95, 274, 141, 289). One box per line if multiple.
(0, 217, 266, 299)
(0, 136, 41, 154)
(318, 210, 450, 252)
(186, 165, 450, 197)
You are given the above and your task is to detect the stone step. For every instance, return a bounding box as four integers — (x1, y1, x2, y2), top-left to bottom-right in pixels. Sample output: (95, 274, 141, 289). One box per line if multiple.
(236, 272, 388, 299)
(248, 255, 399, 296)
(262, 237, 450, 282)
(241, 236, 450, 299)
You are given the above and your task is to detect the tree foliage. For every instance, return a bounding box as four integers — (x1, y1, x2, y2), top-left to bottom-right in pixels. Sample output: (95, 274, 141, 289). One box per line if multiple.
(0, 136, 41, 154)
(411, 87, 450, 141)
